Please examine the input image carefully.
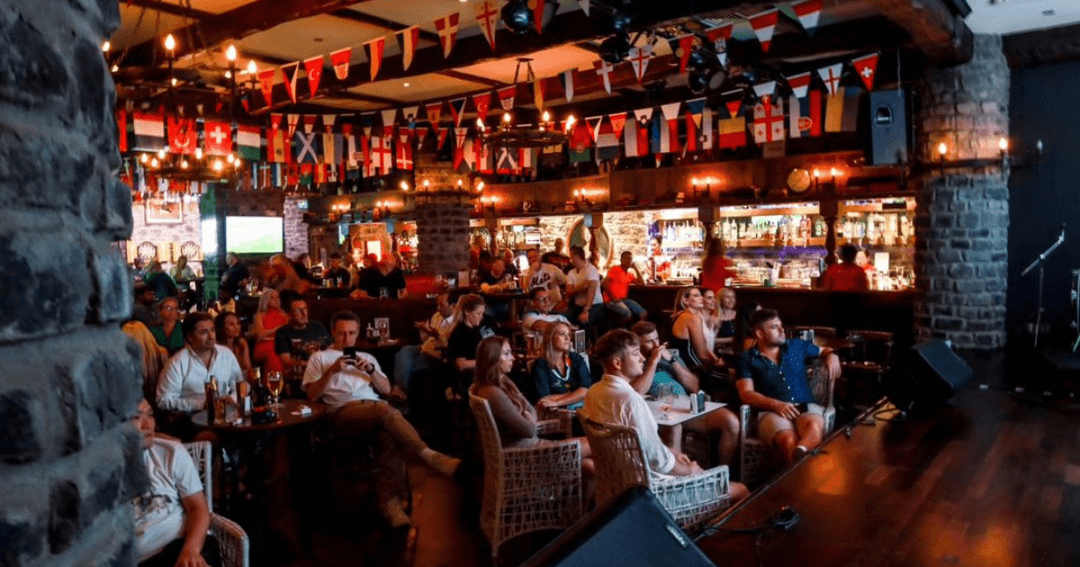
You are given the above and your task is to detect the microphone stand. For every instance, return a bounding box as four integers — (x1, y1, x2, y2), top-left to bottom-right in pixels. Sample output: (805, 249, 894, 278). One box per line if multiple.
(1020, 223, 1066, 348)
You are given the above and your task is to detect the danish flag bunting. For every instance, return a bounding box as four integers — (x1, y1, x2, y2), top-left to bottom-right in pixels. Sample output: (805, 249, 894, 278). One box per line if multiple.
(628, 45, 652, 82)
(703, 23, 733, 67)
(791, 0, 824, 34)
(596, 62, 614, 94)
(659, 102, 682, 154)
(668, 35, 695, 73)
(851, 53, 880, 91)
(425, 102, 443, 126)
(397, 27, 420, 71)
(449, 98, 467, 127)
(330, 48, 352, 80)
(749, 8, 779, 53)
(476, 1, 499, 50)
(258, 69, 276, 106)
(365, 37, 386, 81)
(396, 127, 413, 170)
(498, 86, 516, 111)
(472, 92, 491, 123)
(818, 63, 844, 95)
(303, 56, 324, 98)
(281, 62, 300, 104)
(561, 69, 575, 102)
(435, 13, 460, 58)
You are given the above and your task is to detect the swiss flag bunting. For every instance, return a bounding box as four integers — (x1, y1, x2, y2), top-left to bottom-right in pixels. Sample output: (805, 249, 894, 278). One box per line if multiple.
(851, 53, 879, 91)
(303, 56, 323, 98)
(435, 13, 460, 58)
(749, 8, 779, 53)
(204, 120, 232, 155)
(281, 62, 300, 104)
(330, 48, 351, 80)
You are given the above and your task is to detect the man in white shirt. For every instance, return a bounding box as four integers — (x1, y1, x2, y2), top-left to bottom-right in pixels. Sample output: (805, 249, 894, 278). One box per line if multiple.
(157, 313, 243, 414)
(523, 248, 567, 305)
(131, 398, 220, 567)
(302, 310, 461, 528)
(581, 330, 749, 499)
(565, 245, 605, 328)
(521, 288, 572, 336)
(393, 292, 456, 398)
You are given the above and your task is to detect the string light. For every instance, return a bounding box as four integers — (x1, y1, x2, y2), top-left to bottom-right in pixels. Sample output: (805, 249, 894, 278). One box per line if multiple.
(400, 181, 409, 191)
(998, 137, 1008, 152)
(502, 112, 512, 124)
(195, 148, 203, 160)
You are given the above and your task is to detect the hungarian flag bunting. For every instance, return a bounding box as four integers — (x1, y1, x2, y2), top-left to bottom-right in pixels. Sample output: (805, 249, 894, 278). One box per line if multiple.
(303, 56, 324, 98)
(533, 0, 547, 33)
(533, 79, 545, 112)
(608, 112, 627, 139)
(449, 98, 467, 127)
(659, 102, 681, 154)
(704, 23, 733, 67)
(132, 111, 165, 151)
(585, 116, 603, 145)
(435, 13, 460, 58)
(749, 8, 779, 53)
(281, 62, 300, 104)
(851, 53, 879, 91)
(753, 81, 776, 102)
(294, 131, 319, 163)
(402, 106, 419, 129)
(498, 86, 516, 110)
(322, 114, 336, 133)
(286, 114, 299, 139)
(628, 45, 652, 82)
(330, 48, 352, 80)
(397, 27, 420, 71)
(167, 116, 197, 155)
(476, 1, 499, 49)
(579, 0, 590, 16)
(258, 69, 276, 106)
(791, 0, 823, 34)
(596, 62, 614, 94)
(396, 128, 413, 170)
(303, 114, 318, 134)
(753, 96, 785, 144)
(365, 37, 386, 81)
(380, 109, 397, 137)
(425, 102, 443, 126)
(116, 109, 128, 152)
(204, 120, 232, 155)
(472, 92, 491, 122)
(561, 69, 575, 102)
(668, 35, 695, 73)
(818, 63, 844, 96)
(237, 124, 261, 160)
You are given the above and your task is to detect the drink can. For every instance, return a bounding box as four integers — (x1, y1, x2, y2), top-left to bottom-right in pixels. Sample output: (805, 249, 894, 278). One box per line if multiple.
(690, 393, 700, 414)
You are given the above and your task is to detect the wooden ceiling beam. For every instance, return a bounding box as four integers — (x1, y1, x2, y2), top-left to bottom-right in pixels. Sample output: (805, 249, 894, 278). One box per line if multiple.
(122, 0, 215, 20)
(435, 69, 510, 88)
(870, 0, 973, 65)
(327, 8, 441, 43)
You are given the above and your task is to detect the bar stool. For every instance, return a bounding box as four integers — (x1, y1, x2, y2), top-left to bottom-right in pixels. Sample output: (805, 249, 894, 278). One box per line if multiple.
(840, 329, 894, 409)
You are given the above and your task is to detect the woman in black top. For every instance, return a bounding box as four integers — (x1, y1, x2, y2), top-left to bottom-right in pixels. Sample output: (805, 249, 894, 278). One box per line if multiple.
(716, 288, 738, 345)
(446, 294, 498, 389)
(530, 321, 591, 411)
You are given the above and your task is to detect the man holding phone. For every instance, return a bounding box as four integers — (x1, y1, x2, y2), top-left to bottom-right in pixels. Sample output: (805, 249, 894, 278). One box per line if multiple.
(302, 310, 461, 528)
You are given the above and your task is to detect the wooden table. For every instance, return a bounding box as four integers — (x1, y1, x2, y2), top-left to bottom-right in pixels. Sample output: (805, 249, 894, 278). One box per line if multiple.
(646, 397, 726, 454)
(192, 398, 327, 432)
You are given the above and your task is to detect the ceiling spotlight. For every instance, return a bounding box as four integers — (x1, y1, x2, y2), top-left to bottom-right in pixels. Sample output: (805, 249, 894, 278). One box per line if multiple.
(599, 33, 631, 64)
(501, 0, 533, 35)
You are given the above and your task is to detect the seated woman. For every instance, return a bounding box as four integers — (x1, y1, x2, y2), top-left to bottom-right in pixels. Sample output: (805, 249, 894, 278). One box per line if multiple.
(671, 288, 724, 371)
(470, 336, 593, 496)
(250, 289, 288, 375)
(446, 294, 499, 392)
(531, 321, 592, 412)
(216, 311, 252, 379)
(149, 297, 185, 356)
(733, 301, 763, 354)
(714, 288, 738, 351)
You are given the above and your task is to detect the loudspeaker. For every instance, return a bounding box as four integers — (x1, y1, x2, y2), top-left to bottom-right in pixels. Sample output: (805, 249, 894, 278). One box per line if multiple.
(521, 487, 717, 567)
(869, 89, 908, 165)
(887, 339, 975, 414)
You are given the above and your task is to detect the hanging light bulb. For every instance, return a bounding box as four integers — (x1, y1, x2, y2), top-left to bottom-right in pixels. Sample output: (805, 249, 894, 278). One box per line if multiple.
(224, 70, 232, 79)
(234, 158, 242, 168)
(937, 142, 947, 157)
(476, 117, 485, 130)
(565, 114, 576, 131)
(180, 160, 189, 169)
(400, 181, 409, 191)
(425, 179, 432, 188)
(111, 64, 118, 72)
(101, 41, 110, 53)
(542, 111, 550, 122)
(225, 44, 237, 62)
(247, 60, 257, 75)
(150, 157, 159, 168)
(171, 77, 178, 86)
(164, 34, 176, 52)
(157, 149, 166, 159)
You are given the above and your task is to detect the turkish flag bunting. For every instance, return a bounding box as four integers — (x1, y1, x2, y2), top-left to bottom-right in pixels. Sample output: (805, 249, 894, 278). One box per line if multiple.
(258, 69, 276, 106)
(167, 116, 197, 155)
(473, 92, 491, 122)
(330, 48, 351, 80)
(398, 27, 419, 71)
(281, 62, 300, 104)
(365, 37, 386, 81)
(851, 53, 879, 91)
(749, 8, 779, 53)
(303, 56, 323, 98)
(435, 13, 460, 58)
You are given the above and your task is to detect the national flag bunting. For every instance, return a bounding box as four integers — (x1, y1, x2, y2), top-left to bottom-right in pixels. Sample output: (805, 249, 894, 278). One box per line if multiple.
(286, 114, 299, 139)
(268, 114, 286, 163)
(398, 27, 420, 71)
(704, 23, 733, 67)
(380, 109, 397, 136)
(397, 128, 413, 170)
(453, 127, 468, 169)
(585, 116, 603, 145)
(818, 63, 844, 96)
(294, 131, 319, 163)
(303, 114, 318, 134)
(476, 1, 499, 49)
(659, 102, 681, 154)
(258, 69, 276, 106)
(669, 35, 695, 73)
(132, 112, 165, 151)
(237, 125, 261, 160)
(628, 45, 652, 82)
(498, 86, 516, 111)
(402, 106, 419, 129)
(204, 120, 232, 155)
(791, 0, 823, 34)
(749, 8, 779, 53)
(281, 62, 300, 104)
(435, 13, 460, 58)
(579, 0, 590, 16)
(449, 98, 467, 127)
(322, 114, 336, 133)
(167, 116, 197, 155)
(753, 81, 776, 102)
(596, 62, 614, 94)
(561, 69, 575, 102)
(701, 107, 714, 150)
(534, 0, 547, 33)
(851, 53, 879, 91)
(718, 93, 747, 149)
(787, 72, 812, 100)
(472, 92, 491, 123)
(568, 121, 593, 164)
(608, 112, 627, 140)
(303, 56, 324, 98)
(365, 37, 386, 81)
(753, 96, 785, 144)
(425, 102, 443, 126)
(684, 98, 706, 153)
(595, 120, 620, 163)
(116, 109, 128, 153)
(330, 48, 351, 80)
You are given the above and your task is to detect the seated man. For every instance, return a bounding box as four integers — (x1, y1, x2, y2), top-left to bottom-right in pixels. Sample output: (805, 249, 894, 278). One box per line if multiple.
(274, 293, 332, 381)
(322, 252, 352, 288)
(565, 245, 605, 331)
(131, 398, 221, 567)
(630, 321, 741, 469)
(393, 292, 456, 398)
(580, 330, 748, 501)
(521, 288, 571, 337)
(523, 248, 567, 307)
(602, 251, 648, 324)
(156, 313, 243, 414)
(736, 309, 841, 465)
(303, 310, 462, 528)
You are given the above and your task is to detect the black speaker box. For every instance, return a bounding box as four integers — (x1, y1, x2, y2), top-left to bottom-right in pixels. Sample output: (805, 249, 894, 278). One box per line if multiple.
(887, 339, 975, 413)
(521, 487, 717, 567)
(869, 89, 908, 165)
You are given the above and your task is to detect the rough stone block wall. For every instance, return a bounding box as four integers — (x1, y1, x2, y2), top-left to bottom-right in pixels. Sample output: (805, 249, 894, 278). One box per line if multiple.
(414, 156, 471, 275)
(0, 1, 145, 566)
(914, 34, 1010, 349)
(538, 215, 578, 252)
(283, 196, 309, 260)
(127, 197, 202, 268)
(605, 211, 649, 260)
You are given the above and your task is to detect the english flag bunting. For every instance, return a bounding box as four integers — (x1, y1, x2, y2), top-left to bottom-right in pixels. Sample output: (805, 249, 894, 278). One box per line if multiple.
(851, 53, 879, 91)
(435, 13, 460, 58)
(281, 62, 300, 104)
(749, 8, 779, 53)
(449, 98, 467, 127)
(596, 62, 614, 94)
(286, 114, 299, 139)
(365, 37, 386, 81)
(473, 92, 491, 122)
(204, 120, 232, 155)
(330, 48, 351, 80)
(476, 1, 499, 49)
(561, 69, 575, 102)
(669, 35, 695, 73)
(398, 27, 419, 71)
(303, 56, 323, 98)
(425, 102, 443, 126)
(704, 23, 733, 67)
(818, 63, 844, 95)
(258, 69, 276, 106)
(791, 0, 823, 34)
(498, 86, 516, 111)
(167, 116, 196, 155)
(629, 45, 652, 82)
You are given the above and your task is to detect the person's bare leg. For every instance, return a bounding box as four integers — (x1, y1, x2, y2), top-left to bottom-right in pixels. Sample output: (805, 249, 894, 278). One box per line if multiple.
(706, 408, 740, 465)
(794, 414, 824, 451)
(772, 429, 798, 466)
(728, 481, 751, 504)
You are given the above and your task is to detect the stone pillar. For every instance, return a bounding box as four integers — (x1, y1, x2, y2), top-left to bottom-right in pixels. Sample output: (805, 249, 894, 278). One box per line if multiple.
(414, 156, 472, 276)
(914, 34, 1010, 349)
(0, 1, 145, 566)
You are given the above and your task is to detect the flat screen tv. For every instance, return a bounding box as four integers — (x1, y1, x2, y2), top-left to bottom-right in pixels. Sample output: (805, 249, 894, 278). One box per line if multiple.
(225, 216, 284, 254)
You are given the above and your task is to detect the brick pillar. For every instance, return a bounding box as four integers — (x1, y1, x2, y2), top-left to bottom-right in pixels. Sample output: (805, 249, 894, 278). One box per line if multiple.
(414, 156, 471, 276)
(914, 35, 1010, 349)
(0, 1, 145, 566)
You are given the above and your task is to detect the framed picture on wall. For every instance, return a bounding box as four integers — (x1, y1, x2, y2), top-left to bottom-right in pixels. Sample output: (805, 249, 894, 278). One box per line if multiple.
(145, 198, 183, 224)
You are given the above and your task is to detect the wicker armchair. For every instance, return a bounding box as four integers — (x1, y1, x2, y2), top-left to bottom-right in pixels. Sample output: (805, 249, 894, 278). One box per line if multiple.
(739, 359, 837, 484)
(581, 418, 732, 535)
(468, 395, 585, 560)
(183, 441, 250, 567)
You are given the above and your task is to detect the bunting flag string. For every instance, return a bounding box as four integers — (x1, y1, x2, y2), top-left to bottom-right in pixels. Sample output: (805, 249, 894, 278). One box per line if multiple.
(659, 102, 681, 154)
(718, 92, 746, 149)
(258, 69, 276, 106)
(435, 13, 460, 58)
(281, 62, 299, 104)
(608, 112, 627, 140)
(398, 26, 420, 71)
(851, 53, 879, 91)
(449, 98, 467, 127)
(380, 109, 397, 136)
(628, 44, 652, 82)
(703, 23, 733, 67)
(753, 94, 785, 144)
(818, 63, 844, 96)
(425, 102, 443, 126)
(753, 81, 777, 102)
(596, 62, 614, 94)
(472, 92, 491, 122)
(533, 0, 547, 34)
(303, 56, 324, 98)
(579, 0, 590, 16)
(791, 0, 823, 34)
(669, 35, 695, 73)
(287, 114, 300, 139)
(322, 114, 336, 133)
(749, 8, 779, 53)
(476, 1, 499, 49)
(498, 86, 516, 111)
(330, 48, 352, 80)
(365, 37, 386, 81)
(561, 69, 575, 102)
(402, 106, 419, 129)
(303, 114, 318, 134)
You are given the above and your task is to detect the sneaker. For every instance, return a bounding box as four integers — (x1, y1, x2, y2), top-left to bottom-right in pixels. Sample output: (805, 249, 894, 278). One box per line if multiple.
(424, 451, 462, 477)
(383, 498, 411, 528)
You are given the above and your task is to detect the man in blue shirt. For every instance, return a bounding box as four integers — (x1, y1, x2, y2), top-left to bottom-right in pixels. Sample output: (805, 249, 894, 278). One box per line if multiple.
(736, 309, 840, 465)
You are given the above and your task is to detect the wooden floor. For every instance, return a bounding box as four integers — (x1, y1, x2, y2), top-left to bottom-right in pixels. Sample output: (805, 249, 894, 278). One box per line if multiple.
(273, 349, 1080, 567)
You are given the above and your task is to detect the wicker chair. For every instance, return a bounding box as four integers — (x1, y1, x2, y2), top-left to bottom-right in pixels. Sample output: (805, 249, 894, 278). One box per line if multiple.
(183, 441, 250, 567)
(739, 360, 836, 485)
(581, 418, 732, 535)
(468, 395, 584, 560)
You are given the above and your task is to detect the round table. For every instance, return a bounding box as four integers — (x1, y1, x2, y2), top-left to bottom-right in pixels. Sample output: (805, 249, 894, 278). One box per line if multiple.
(192, 398, 327, 432)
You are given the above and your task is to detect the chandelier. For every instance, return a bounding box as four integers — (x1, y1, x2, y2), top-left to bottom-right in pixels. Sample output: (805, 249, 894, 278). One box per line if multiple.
(136, 147, 244, 183)
(480, 58, 570, 148)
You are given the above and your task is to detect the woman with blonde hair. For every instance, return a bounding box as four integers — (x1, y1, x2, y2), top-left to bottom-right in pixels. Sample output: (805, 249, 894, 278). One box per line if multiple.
(670, 287, 723, 371)
(530, 321, 591, 412)
(122, 320, 168, 402)
(251, 289, 288, 374)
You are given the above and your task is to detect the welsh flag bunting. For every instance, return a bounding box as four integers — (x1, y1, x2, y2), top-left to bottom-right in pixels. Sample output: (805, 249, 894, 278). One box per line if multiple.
(472, 92, 491, 123)
(167, 116, 197, 155)
(668, 35, 695, 73)
(749, 8, 779, 53)
(365, 37, 386, 81)
(498, 86, 516, 111)
(659, 102, 682, 154)
(204, 120, 232, 155)
(791, 0, 823, 34)
(608, 112, 627, 139)
(704, 23, 733, 67)
(628, 44, 652, 82)
(851, 53, 879, 91)
(435, 13, 460, 58)
(330, 48, 352, 80)
(425, 102, 443, 126)
(397, 27, 420, 71)
(303, 56, 323, 98)
(476, 1, 499, 49)
(818, 63, 844, 96)
(596, 62, 614, 94)
(449, 98, 467, 127)
(258, 69, 276, 106)
(561, 69, 575, 102)
(281, 62, 300, 104)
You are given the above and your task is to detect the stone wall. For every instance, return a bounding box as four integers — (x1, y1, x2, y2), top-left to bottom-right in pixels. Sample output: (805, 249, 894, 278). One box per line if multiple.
(914, 34, 1010, 348)
(127, 196, 203, 270)
(0, 1, 145, 566)
(607, 211, 649, 260)
(414, 155, 471, 275)
(283, 196, 309, 259)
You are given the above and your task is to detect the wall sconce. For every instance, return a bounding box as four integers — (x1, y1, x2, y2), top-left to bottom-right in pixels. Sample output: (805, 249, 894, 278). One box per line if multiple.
(164, 34, 177, 87)
(400, 180, 410, 192)
(929, 138, 1017, 172)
